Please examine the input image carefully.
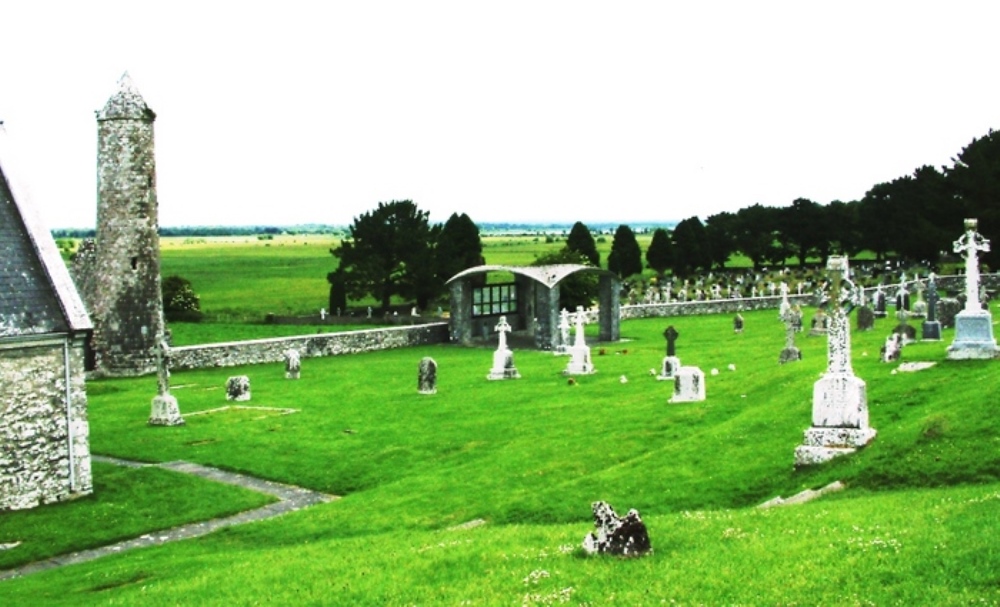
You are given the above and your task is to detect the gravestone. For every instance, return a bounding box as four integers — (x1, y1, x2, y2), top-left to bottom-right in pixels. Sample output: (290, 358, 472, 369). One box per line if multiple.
(284, 349, 301, 379)
(581, 501, 651, 557)
(938, 298, 961, 329)
(795, 256, 876, 466)
(149, 337, 185, 426)
(947, 219, 1000, 359)
(226, 376, 251, 401)
(658, 325, 681, 380)
(733, 314, 744, 334)
(669, 366, 706, 402)
(553, 308, 571, 356)
(873, 286, 887, 318)
(564, 307, 595, 375)
(487, 315, 521, 380)
(856, 305, 875, 331)
(922, 273, 942, 340)
(778, 282, 791, 319)
(880, 333, 903, 362)
(779, 307, 802, 364)
(808, 309, 829, 337)
(664, 325, 679, 357)
(892, 311, 917, 344)
(418, 357, 437, 394)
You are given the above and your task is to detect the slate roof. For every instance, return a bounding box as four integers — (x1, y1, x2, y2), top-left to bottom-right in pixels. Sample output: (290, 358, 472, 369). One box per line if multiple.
(0, 125, 91, 338)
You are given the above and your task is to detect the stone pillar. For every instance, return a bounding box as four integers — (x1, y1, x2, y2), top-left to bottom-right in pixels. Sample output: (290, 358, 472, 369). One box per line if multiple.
(448, 279, 473, 344)
(533, 283, 560, 350)
(598, 274, 621, 342)
(89, 73, 163, 376)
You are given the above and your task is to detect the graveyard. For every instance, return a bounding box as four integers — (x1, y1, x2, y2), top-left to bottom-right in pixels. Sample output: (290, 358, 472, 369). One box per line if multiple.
(2, 301, 1000, 603)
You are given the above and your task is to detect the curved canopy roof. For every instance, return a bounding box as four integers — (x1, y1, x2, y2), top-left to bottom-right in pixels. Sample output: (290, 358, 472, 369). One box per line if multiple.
(445, 264, 616, 289)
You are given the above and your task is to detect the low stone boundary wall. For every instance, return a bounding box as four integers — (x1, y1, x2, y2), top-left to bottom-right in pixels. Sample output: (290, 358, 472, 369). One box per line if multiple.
(171, 322, 450, 370)
(621, 294, 817, 320)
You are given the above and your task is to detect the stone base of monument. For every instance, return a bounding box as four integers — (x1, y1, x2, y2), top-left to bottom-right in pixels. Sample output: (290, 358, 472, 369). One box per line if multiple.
(778, 347, 801, 364)
(552, 344, 569, 356)
(947, 310, 1000, 360)
(669, 366, 705, 403)
(794, 427, 877, 466)
(921, 320, 942, 341)
(811, 373, 869, 428)
(487, 349, 521, 380)
(657, 356, 681, 380)
(149, 394, 185, 426)
(563, 345, 595, 375)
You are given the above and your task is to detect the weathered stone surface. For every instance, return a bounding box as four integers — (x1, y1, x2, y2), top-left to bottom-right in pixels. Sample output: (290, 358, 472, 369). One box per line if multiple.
(582, 501, 651, 557)
(149, 394, 184, 426)
(170, 323, 449, 370)
(226, 376, 251, 401)
(418, 357, 437, 394)
(937, 298, 961, 329)
(856, 306, 875, 331)
(669, 366, 705, 403)
(283, 349, 301, 379)
(0, 340, 92, 510)
(83, 73, 164, 377)
(947, 310, 1000, 360)
(658, 355, 681, 380)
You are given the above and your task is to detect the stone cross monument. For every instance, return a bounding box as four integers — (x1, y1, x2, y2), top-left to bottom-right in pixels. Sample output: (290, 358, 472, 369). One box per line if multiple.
(564, 306, 595, 375)
(794, 256, 875, 466)
(947, 218, 999, 359)
(488, 315, 520, 380)
(922, 273, 942, 340)
(149, 333, 184, 426)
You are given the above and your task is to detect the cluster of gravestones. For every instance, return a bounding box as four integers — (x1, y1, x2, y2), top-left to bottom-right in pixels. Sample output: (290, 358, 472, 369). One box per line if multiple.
(148, 347, 302, 425)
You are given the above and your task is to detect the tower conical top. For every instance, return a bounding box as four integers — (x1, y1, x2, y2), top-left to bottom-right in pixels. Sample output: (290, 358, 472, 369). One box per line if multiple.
(96, 72, 156, 122)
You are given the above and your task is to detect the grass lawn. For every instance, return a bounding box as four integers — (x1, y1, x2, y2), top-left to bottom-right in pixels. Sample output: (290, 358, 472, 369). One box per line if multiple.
(1, 308, 999, 604)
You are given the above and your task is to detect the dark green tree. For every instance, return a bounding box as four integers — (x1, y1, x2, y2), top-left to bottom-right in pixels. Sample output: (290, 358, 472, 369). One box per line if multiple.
(565, 221, 600, 266)
(533, 248, 597, 310)
(946, 130, 1000, 266)
(435, 212, 484, 285)
(607, 224, 643, 278)
(162, 275, 203, 323)
(331, 200, 436, 312)
(781, 198, 827, 266)
(825, 200, 864, 257)
(704, 212, 737, 270)
(326, 268, 348, 313)
(645, 228, 673, 276)
(733, 204, 783, 269)
(670, 216, 711, 276)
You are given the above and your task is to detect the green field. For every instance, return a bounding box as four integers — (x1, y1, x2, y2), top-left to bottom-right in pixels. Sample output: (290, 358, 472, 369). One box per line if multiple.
(2, 308, 999, 604)
(157, 233, 642, 320)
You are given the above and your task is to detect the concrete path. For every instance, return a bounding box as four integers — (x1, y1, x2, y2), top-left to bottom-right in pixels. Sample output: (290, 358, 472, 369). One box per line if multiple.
(0, 456, 336, 581)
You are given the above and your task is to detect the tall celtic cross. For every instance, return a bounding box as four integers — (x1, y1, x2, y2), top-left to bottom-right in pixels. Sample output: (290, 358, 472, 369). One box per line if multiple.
(954, 218, 991, 312)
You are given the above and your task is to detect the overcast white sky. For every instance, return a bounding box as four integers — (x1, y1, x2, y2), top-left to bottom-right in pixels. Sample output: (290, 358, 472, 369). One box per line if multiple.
(2, 1, 998, 229)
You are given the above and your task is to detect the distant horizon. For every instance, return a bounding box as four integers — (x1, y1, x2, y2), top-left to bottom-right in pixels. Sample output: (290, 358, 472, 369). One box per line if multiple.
(51, 219, 681, 234)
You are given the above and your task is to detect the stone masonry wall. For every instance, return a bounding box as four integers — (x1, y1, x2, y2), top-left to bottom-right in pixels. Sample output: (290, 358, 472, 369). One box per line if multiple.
(171, 323, 450, 370)
(621, 294, 818, 320)
(0, 337, 92, 511)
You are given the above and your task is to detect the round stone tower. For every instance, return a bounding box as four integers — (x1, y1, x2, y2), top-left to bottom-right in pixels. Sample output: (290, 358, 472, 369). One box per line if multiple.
(90, 73, 163, 376)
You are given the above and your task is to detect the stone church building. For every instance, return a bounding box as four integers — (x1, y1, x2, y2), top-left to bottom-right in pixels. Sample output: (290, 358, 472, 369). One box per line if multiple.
(0, 125, 93, 510)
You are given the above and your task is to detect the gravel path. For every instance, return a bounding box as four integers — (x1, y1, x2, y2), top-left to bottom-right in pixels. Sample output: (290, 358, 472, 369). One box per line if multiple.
(0, 456, 336, 581)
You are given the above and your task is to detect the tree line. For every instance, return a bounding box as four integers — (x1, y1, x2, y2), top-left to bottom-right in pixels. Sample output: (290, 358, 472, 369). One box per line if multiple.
(332, 129, 1000, 311)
